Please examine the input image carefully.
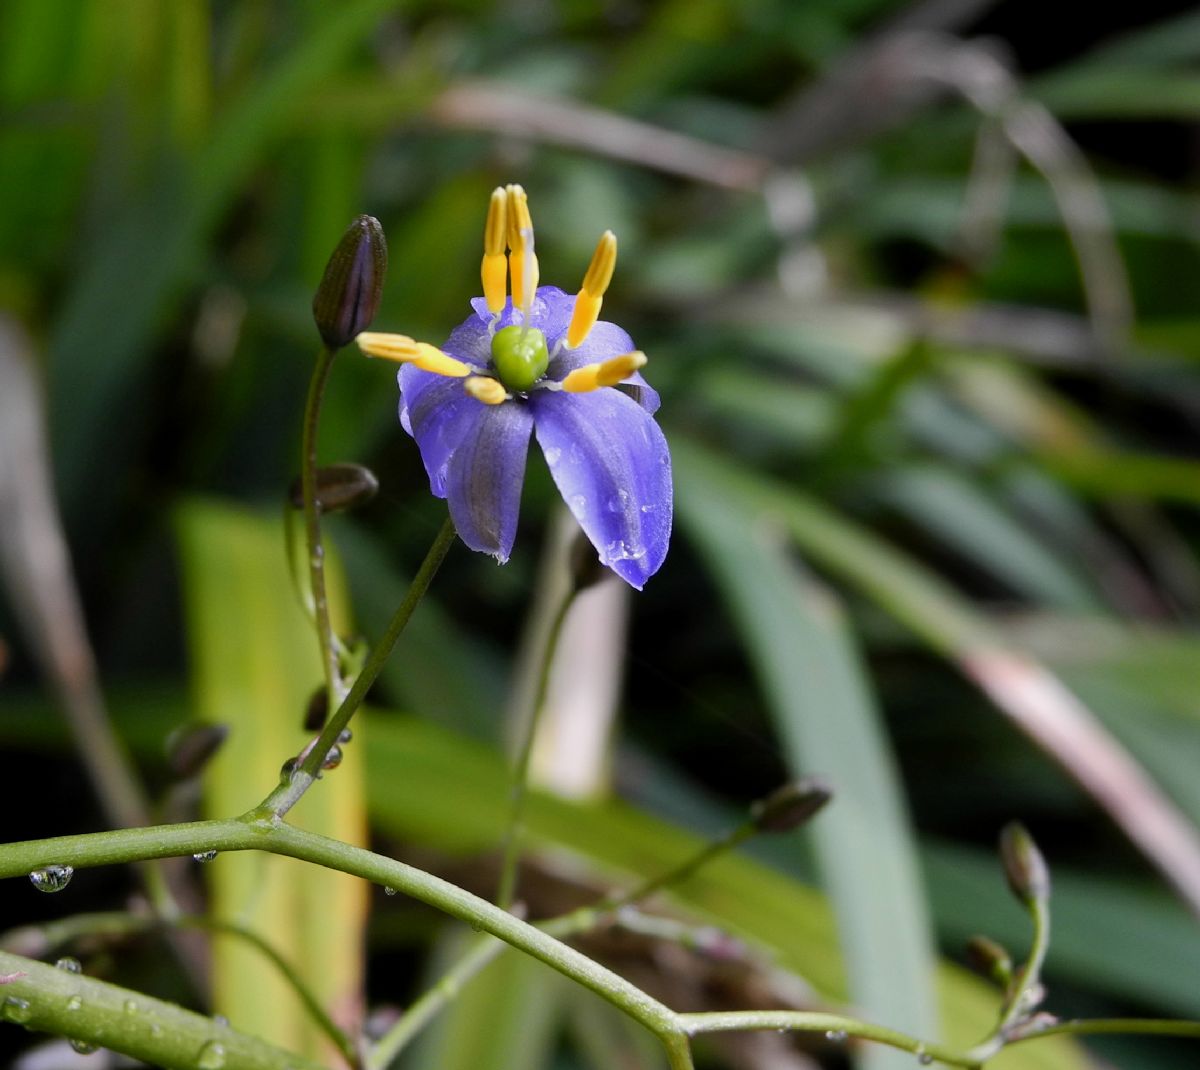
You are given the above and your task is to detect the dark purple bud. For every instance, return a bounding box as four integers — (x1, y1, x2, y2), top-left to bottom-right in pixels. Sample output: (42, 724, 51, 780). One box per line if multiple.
(303, 687, 329, 732)
(750, 777, 833, 833)
(288, 463, 379, 514)
(312, 215, 387, 348)
(965, 935, 1013, 987)
(999, 822, 1051, 905)
(165, 722, 230, 779)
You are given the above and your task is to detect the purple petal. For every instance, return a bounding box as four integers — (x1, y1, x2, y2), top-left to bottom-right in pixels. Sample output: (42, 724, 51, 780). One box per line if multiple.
(544, 316, 659, 415)
(529, 388, 672, 589)
(399, 366, 480, 495)
(444, 400, 534, 562)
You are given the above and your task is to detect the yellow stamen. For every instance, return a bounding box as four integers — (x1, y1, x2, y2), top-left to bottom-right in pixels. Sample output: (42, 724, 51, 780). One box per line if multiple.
(561, 351, 646, 393)
(566, 231, 617, 349)
(356, 332, 470, 378)
(464, 375, 508, 405)
(481, 187, 508, 314)
(505, 184, 539, 315)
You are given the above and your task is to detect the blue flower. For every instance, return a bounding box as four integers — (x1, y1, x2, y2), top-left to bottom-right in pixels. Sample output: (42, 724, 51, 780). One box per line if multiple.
(357, 186, 672, 589)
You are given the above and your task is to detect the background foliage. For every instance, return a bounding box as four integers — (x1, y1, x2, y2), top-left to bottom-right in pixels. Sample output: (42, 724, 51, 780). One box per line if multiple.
(2, 1, 1200, 1068)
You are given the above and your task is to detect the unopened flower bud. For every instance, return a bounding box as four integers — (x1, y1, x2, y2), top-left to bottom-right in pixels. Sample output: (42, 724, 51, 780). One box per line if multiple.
(750, 777, 833, 833)
(165, 722, 230, 779)
(288, 463, 379, 514)
(312, 214, 387, 348)
(303, 688, 329, 732)
(999, 822, 1050, 905)
(965, 935, 1013, 987)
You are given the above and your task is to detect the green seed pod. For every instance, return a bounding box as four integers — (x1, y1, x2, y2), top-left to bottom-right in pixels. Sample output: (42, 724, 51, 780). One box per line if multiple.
(965, 935, 1013, 987)
(750, 777, 833, 833)
(288, 463, 380, 514)
(999, 822, 1051, 905)
(312, 215, 388, 348)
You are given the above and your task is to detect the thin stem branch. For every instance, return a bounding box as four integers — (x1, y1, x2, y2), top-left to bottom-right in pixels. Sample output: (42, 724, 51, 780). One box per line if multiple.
(680, 1011, 980, 1068)
(1009, 1018, 1200, 1043)
(300, 343, 345, 709)
(0, 948, 326, 1070)
(261, 515, 457, 817)
(1, 908, 355, 1064)
(366, 934, 507, 1070)
(496, 586, 576, 909)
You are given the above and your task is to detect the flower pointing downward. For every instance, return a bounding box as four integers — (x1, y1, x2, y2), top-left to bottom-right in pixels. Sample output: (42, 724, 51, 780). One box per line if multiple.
(357, 185, 672, 589)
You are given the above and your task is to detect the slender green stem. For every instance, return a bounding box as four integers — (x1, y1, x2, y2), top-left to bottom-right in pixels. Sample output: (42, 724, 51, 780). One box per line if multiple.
(370, 813, 761, 1066)
(0, 908, 355, 1064)
(680, 1012, 981, 1068)
(966, 894, 1051, 1061)
(496, 586, 576, 909)
(0, 949, 326, 1070)
(1007, 1018, 1200, 1043)
(261, 515, 457, 817)
(367, 934, 507, 1070)
(300, 343, 345, 710)
(0, 817, 678, 1037)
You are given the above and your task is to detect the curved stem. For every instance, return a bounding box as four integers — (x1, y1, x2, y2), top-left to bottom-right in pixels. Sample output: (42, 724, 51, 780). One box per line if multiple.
(496, 586, 575, 909)
(680, 1011, 981, 1068)
(300, 343, 344, 710)
(0, 948, 326, 1070)
(2, 908, 355, 1065)
(366, 934, 507, 1070)
(262, 515, 457, 817)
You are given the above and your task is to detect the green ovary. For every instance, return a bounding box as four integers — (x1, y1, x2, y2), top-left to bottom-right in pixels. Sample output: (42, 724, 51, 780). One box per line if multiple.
(490, 325, 549, 392)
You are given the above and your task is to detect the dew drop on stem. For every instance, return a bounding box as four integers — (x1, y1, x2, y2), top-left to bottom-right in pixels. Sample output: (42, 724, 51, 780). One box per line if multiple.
(2, 997, 32, 1024)
(193, 850, 218, 863)
(54, 957, 81, 974)
(197, 1040, 227, 1069)
(69, 1038, 98, 1054)
(29, 864, 73, 892)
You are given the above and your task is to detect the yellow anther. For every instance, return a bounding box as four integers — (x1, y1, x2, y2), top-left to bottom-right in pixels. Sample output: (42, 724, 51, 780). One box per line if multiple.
(566, 231, 618, 349)
(464, 375, 508, 405)
(561, 351, 646, 393)
(356, 332, 470, 378)
(505, 184, 539, 315)
(481, 188, 508, 313)
(581, 230, 617, 297)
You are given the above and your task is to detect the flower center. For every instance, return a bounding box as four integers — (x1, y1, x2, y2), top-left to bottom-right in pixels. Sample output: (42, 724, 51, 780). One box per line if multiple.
(490, 325, 549, 392)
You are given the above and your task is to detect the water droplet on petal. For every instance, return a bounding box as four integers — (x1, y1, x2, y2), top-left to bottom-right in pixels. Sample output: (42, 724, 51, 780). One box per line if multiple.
(65, 995, 83, 1012)
(322, 745, 343, 770)
(193, 850, 218, 863)
(55, 957, 82, 974)
(569, 494, 587, 513)
(3, 997, 32, 1023)
(197, 1040, 227, 1069)
(69, 1038, 98, 1054)
(29, 865, 73, 893)
(543, 446, 561, 466)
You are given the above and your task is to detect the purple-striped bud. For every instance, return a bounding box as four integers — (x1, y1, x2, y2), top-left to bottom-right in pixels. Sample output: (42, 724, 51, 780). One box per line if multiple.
(965, 935, 1013, 987)
(312, 215, 387, 348)
(999, 822, 1051, 905)
(288, 462, 379, 514)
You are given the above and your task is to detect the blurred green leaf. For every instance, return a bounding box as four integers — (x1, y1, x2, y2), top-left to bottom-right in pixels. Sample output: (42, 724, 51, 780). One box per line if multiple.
(678, 461, 939, 1068)
(176, 499, 367, 1060)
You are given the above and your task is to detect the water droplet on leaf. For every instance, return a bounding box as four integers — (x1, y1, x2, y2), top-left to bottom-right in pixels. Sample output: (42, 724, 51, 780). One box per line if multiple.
(29, 865, 73, 893)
